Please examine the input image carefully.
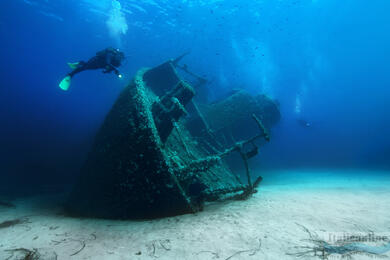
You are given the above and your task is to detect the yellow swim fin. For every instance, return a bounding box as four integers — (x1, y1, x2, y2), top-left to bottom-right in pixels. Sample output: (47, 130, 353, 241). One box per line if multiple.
(59, 76, 71, 91)
(67, 62, 80, 69)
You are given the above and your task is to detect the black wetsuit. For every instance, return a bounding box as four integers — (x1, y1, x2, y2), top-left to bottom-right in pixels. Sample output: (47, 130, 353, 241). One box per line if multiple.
(68, 47, 124, 78)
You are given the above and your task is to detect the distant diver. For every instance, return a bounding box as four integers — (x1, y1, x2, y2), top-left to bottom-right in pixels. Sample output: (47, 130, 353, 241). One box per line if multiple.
(59, 47, 125, 91)
(297, 118, 312, 128)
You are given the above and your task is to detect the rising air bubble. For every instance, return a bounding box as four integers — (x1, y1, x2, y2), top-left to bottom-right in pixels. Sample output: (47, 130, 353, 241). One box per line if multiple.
(106, 0, 128, 43)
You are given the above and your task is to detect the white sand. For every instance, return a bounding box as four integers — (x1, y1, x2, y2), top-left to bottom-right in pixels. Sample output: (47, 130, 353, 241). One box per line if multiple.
(1, 169, 390, 260)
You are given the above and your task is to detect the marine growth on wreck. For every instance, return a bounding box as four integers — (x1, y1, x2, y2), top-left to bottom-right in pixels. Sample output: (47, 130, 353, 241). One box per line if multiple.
(67, 57, 280, 219)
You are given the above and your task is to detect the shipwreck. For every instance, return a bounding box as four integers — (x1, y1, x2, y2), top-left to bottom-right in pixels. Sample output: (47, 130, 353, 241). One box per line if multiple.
(67, 55, 280, 219)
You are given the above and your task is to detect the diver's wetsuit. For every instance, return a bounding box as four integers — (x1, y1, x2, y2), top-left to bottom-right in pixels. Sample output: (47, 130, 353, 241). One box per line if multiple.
(68, 47, 124, 78)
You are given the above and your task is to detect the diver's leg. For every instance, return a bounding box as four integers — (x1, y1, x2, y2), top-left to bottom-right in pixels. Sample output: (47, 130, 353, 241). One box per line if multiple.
(59, 61, 88, 91)
(84, 56, 104, 70)
(68, 61, 87, 77)
(68, 56, 104, 77)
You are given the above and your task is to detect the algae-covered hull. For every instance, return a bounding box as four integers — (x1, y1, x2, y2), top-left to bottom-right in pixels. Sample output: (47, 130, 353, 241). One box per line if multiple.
(67, 62, 248, 219)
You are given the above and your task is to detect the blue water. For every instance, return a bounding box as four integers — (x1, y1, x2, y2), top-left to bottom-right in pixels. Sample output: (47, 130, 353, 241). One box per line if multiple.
(0, 0, 389, 192)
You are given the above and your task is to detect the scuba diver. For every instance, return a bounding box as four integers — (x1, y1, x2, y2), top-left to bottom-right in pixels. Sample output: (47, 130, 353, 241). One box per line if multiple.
(297, 118, 312, 128)
(59, 47, 125, 91)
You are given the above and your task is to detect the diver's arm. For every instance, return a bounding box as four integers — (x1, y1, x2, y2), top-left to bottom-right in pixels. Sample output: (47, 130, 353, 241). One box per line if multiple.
(112, 67, 121, 77)
(103, 52, 117, 72)
(103, 64, 118, 73)
(103, 65, 114, 73)
(112, 66, 122, 78)
(103, 50, 122, 77)
(103, 64, 121, 77)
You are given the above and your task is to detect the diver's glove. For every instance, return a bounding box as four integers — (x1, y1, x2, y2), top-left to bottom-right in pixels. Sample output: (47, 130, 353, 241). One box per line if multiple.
(114, 69, 123, 78)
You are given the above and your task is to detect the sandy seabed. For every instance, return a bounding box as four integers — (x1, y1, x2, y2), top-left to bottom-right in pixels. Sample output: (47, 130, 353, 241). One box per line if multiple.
(0, 170, 389, 260)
